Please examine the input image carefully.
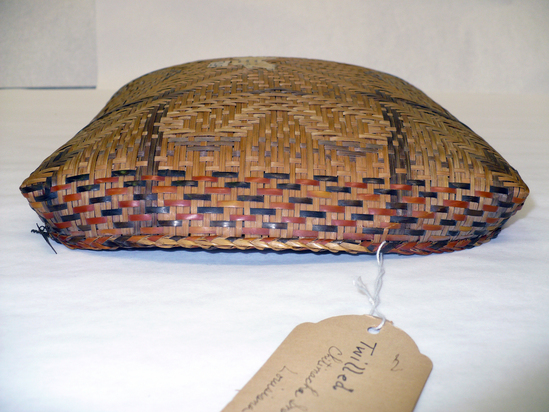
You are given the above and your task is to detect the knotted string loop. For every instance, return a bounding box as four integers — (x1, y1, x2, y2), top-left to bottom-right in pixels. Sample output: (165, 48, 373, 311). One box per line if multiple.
(355, 241, 387, 332)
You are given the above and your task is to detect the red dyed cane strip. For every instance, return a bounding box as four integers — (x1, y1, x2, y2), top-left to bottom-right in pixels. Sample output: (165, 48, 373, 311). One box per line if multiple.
(257, 188, 283, 196)
(63, 193, 82, 202)
(412, 211, 435, 218)
(423, 224, 442, 231)
(141, 227, 165, 234)
(120, 200, 140, 208)
(358, 194, 381, 201)
(282, 217, 306, 224)
(87, 217, 108, 225)
(296, 179, 320, 186)
(192, 176, 218, 182)
(271, 202, 294, 210)
(54, 222, 73, 229)
(176, 213, 203, 220)
(95, 177, 119, 184)
(164, 199, 191, 207)
(332, 220, 356, 227)
(73, 205, 94, 213)
(307, 190, 331, 198)
(129, 214, 152, 221)
(345, 182, 368, 189)
(475, 191, 494, 198)
(52, 184, 71, 192)
(390, 184, 412, 191)
(153, 186, 178, 194)
(402, 196, 426, 204)
(205, 187, 231, 194)
(106, 188, 129, 196)
(142, 175, 166, 181)
(369, 208, 397, 216)
(431, 186, 457, 194)
(320, 205, 345, 213)
(443, 200, 469, 208)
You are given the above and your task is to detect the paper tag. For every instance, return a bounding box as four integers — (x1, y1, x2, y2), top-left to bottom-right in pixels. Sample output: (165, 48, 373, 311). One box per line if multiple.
(222, 315, 432, 412)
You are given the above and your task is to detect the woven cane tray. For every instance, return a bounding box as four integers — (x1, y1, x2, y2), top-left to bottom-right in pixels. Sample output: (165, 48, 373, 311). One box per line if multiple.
(20, 57, 529, 254)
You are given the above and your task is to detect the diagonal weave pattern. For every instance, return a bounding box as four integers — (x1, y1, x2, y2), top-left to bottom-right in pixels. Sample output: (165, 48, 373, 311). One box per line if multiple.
(20, 57, 529, 254)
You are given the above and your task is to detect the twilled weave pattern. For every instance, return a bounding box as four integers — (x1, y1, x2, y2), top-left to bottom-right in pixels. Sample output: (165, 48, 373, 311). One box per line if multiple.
(20, 57, 529, 254)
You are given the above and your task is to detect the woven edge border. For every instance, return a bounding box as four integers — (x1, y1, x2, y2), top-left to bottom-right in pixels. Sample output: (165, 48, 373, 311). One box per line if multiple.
(50, 227, 501, 255)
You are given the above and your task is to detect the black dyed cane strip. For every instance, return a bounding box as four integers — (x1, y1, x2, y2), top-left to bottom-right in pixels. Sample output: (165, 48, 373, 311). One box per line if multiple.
(145, 206, 170, 214)
(363, 177, 384, 184)
(363, 228, 384, 234)
(465, 209, 483, 217)
(237, 195, 264, 202)
(339, 200, 363, 207)
(225, 181, 251, 188)
(66, 174, 90, 183)
(101, 209, 123, 216)
(35, 192, 57, 202)
(114, 222, 134, 229)
(300, 210, 326, 219)
(172, 180, 198, 187)
(185, 194, 211, 201)
(112, 170, 137, 177)
(313, 175, 338, 182)
(406, 179, 425, 186)
(390, 216, 418, 224)
(374, 188, 398, 195)
(449, 182, 471, 189)
(490, 186, 509, 194)
(326, 186, 351, 193)
(157, 169, 186, 177)
(77, 184, 100, 193)
(250, 208, 276, 215)
(386, 202, 408, 210)
(277, 183, 301, 190)
(312, 224, 337, 232)
(90, 196, 111, 204)
(462, 195, 480, 203)
(262, 222, 287, 230)
(124, 180, 146, 187)
(134, 194, 157, 201)
(48, 204, 68, 211)
(498, 201, 515, 208)
(197, 207, 223, 214)
(431, 205, 449, 213)
(289, 197, 313, 204)
(264, 172, 289, 179)
(211, 220, 236, 228)
(212, 171, 238, 178)
(61, 213, 80, 222)
(351, 213, 374, 221)
(158, 220, 182, 227)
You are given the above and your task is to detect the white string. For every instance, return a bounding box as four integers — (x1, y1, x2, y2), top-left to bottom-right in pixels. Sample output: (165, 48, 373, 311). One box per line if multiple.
(355, 241, 387, 332)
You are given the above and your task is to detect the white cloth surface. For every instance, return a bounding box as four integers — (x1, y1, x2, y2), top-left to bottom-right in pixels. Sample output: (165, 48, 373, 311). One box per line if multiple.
(0, 0, 97, 88)
(1, 0, 548, 93)
(95, 0, 549, 94)
(1, 89, 548, 412)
